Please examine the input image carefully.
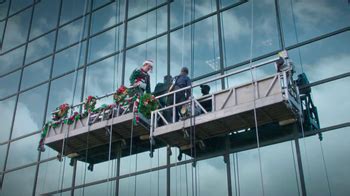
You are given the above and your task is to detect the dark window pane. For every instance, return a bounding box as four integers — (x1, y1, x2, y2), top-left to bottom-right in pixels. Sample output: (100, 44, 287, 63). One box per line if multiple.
(0, 0, 9, 20)
(170, 16, 219, 78)
(53, 41, 86, 77)
(0, 166, 36, 196)
(170, 0, 216, 28)
(92, 0, 110, 9)
(12, 84, 48, 138)
(46, 70, 83, 119)
(0, 96, 16, 143)
(2, 8, 31, 52)
(60, 0, 89, 25)
(220, 0, 239, 8)
(91, 0, 125, 35)
(280, 0, 350, 47)
(221, 0, 280, 67)
(88, 25, 124, 63)
(0, 70, 20, 99)
(0, 46, 25, 75)
(0, 21, 4, 46)
(128, 0, 166, 18)
(21, 56, 51, 90)
(9, 0, 32, 14)
(0, 144, 7, 170)
(127, 6, 167, 46)
(36, 159, 73, 194)
(57, 17, 89, 50)
(7, 134, 40, 169)
(125, 36, 167, 92)
(25, 31, 55, 64)
(30, 0, 60, 39)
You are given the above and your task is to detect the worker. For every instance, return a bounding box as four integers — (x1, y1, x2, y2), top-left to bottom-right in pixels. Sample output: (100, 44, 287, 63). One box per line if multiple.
(199, 84, 212, 113)
(129, 60, 153, 96)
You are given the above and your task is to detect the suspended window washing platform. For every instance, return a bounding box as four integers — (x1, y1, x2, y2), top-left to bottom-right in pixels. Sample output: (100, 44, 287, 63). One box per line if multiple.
(42, 51, 319, 166)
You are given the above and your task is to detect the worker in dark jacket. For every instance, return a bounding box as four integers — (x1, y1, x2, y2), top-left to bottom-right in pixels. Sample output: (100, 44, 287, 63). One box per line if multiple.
(170, 67, 191, 120)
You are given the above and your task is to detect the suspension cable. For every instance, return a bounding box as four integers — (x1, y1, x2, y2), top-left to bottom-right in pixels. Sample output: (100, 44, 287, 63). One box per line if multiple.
(319, 141, 332, 196)
(290, 141, 301, 196)
(247, 0, 265, 195)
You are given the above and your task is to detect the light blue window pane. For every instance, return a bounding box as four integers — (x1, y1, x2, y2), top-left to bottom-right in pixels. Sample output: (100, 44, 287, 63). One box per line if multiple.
(9, 0, 32, 14)
(0, 70, 20, 99)
(30, 0, 60, 39)
(0, 144, 7, 170)
(57, 17, 89, 50)
(0, 96, 16, 143)
(0, 0, 9, 20)
(0, 46, 25, 75)
(60, 0, 90, 25)
(2, 8, 31, 52)
(0, 166, 36, 196)
(53, 41, 86, 77)
(128, 0, 166, 18)
(25, 31, 55, 64)
(21, 56, 51, 90)
(12, 84, 48, 138)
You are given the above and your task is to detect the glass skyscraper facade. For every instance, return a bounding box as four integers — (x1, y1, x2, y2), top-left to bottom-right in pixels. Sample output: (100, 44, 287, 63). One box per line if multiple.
(0, 0, 349, 195)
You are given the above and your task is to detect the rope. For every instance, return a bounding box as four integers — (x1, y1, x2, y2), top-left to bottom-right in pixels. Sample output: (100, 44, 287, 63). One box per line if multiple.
(127, 107, 136, 196)
(290, 141, 301, 196)
(247, 0, 265, 195)
(319, 141, 332, 196)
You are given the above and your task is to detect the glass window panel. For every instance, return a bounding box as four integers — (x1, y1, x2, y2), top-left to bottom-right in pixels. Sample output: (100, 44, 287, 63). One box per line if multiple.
(288, 32, 350, 83)
(75, 181, 114, 196)
(311, 77, 350, 128)
(0, 20, 4, 46)
(0, 144, 7, 171)
(21, 56, 51, 90)
(170, 16, 219, 78)
(46, 70, 83, 120)
(280, 0, 350, 47)
(0, 70, 20, 99)
(7, 134, 39, 169)
(9, 0, 32, 15)
(76, 160, 116, 186)
(128, 0, 166, 18)
(25, 31, 55, 64)
(53, 41, 86, 77)
(127, 6, 167, 47)
(221, 0, 280, 67)
(57, 17, 89, 50)
(36, 159, 73, 195)
(0, 96, 17, 143)
(119, 169, 167, 196)
(0, 166, 36, 196)
(0, 45, 25, 75)
(170, 0, 216, 28)
(91, 0, 125, 35)
(92, 0, 110, 9)
(220, 0, 240, 8)
(88, 25, 124, 63)
(0, 0, 9, 20)
(12, 84, 48, 138)
(84, 55, 123, 103)
(125, 36, 167, 94)
(2, 8, 31, 52)
(60, 0, 89, 25)
(30, 0, 60, 39)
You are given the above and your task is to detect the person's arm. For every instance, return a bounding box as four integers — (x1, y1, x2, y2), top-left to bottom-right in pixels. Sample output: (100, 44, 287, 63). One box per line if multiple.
(186, 77, 192, 98)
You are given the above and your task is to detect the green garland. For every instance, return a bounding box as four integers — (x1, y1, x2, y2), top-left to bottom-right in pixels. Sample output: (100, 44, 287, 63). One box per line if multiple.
(138, 93, 159, 118)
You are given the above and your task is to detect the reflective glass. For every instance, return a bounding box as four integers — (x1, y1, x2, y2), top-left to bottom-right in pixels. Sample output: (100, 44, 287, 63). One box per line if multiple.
(60, 0, 89, 25)
(25, 31, 55, 64)
(220, 0, 240, 8)
(21, 56, 51, 90)
(0, 96, 16, 143)
(7, 134, 40, 169)
(0, 0, 9, 20)
(280, 0, 350, 47)
(53, 41, 86, 77)
(88, 25, 124, 63)
(36, 159, 73, 195)
(57, 17, 89, 50)
(84, 55, 123, 102)
(0, 45, 25, 75)
(127, 6, 167, 47)
(91, 0, 125, 35)
(221, 0, 280, 67)
(9, 0, 32, 15)
(76, 160, 116, 186)
(12, 84, 48, 138)
(2, 8, 31, 52)
(288, 32, 350, 83)
(124, 36, 167, 93)
(128, 0, 166, 18)
(92, 0, 110, 9)
(119, 169, 167, 196)
(30, 0, 60, 39)
(0, 166, 36, 196)
(0, 20, 4, 46)
(170, 16, 219, 78)
(0, 70, 20, 99)
(75, 181, 114, 196)
(0, 144, 7, 170)
(170, 0, 216, 28)
(46, 70, 83, 120)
